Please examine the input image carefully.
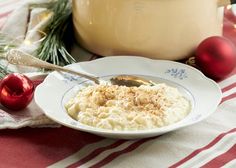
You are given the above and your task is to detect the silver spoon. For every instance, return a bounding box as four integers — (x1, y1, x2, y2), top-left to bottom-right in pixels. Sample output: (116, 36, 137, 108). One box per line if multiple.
(5, 49, 155, 86)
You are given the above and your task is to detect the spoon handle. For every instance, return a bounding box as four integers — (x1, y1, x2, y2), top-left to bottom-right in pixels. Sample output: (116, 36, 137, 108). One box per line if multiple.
(6, 49, 99, 84)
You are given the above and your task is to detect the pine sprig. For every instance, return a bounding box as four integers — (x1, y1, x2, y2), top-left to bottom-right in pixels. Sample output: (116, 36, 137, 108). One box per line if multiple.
(0, 64, 12, 79)
(0, 33, 19, 78)
(36, 0, 75, 66)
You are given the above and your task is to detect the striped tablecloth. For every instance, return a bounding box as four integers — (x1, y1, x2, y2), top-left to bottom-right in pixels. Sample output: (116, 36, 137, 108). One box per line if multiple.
(0, 1, 236, 167)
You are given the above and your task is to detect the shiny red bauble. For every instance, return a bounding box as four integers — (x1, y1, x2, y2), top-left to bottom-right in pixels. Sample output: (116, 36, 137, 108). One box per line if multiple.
(0, 73, 34, 111)
(196, 36, 236, 80)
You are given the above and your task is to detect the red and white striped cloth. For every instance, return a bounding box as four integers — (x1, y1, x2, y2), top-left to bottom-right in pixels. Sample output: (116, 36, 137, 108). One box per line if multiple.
(0, 0, 236, 167)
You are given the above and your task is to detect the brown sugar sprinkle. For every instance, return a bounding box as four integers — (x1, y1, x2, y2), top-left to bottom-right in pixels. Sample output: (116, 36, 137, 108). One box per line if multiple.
(65, 83, 190, 130)
(81, 84, 175, 117)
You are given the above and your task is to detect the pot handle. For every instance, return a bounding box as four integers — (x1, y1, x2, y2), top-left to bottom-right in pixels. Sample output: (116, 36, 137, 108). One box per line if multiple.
(218, 0, 236, 7)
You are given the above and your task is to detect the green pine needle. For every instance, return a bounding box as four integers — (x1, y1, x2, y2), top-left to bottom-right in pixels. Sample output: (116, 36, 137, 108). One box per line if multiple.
(0, 0, 74, 78)
(0, 64, 12, 79)
(36, 0, 75, 66)
(0, 33, 18, 78)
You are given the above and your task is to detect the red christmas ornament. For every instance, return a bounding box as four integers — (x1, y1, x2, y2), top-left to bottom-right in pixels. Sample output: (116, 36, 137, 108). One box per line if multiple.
(196, 36, 236, 80)
(0, 73, 34, 111)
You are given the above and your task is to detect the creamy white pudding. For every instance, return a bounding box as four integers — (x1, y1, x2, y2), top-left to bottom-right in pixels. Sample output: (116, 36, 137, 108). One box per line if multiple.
(65, 84, 190, 131)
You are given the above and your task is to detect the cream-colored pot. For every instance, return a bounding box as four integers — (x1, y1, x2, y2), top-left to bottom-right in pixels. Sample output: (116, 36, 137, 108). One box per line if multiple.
(73, 0, 234, 60)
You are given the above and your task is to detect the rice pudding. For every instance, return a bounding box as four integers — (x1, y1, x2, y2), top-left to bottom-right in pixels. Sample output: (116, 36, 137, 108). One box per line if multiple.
(65, 83, 190, 131)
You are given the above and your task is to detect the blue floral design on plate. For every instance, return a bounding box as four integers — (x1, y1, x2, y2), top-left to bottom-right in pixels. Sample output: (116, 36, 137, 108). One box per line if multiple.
(60, 72, 94, 86)
(165, 68, 187, 80)
(60, 72, 83, 84)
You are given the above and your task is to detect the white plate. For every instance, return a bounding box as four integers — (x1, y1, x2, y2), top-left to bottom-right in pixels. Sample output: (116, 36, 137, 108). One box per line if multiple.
(35, 56, 222, 139)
